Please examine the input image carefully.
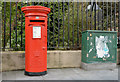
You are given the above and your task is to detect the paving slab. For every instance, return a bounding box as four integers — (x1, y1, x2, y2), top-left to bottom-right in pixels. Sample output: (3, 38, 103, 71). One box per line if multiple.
(1, 68, 118, 80)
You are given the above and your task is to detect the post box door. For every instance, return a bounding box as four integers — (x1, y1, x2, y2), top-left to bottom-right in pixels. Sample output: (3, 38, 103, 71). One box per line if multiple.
(87, 32, 117, 63)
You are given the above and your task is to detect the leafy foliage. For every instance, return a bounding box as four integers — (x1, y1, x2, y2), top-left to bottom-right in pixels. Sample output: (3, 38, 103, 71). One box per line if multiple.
(2, 2, 119, 51)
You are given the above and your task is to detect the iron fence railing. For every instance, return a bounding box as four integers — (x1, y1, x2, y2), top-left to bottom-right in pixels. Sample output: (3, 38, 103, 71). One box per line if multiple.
(1, 1, 120, 51)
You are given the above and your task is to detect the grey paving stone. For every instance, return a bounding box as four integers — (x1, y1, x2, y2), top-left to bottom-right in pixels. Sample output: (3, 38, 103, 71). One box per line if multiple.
(1, 68, 118, 80)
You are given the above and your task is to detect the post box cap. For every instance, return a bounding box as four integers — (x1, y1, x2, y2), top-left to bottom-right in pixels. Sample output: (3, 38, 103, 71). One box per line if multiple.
(21, 6, 51, 14)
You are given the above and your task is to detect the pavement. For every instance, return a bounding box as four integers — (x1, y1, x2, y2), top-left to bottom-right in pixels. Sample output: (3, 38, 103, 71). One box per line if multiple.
(1, 67, 118, 80)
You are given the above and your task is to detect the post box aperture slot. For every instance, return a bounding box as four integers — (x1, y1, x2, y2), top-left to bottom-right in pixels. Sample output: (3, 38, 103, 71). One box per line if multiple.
(30, 20, 45, 23)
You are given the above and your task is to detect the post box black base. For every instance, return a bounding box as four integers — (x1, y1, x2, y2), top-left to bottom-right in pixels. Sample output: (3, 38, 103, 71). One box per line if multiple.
(25, 71, 47, 76)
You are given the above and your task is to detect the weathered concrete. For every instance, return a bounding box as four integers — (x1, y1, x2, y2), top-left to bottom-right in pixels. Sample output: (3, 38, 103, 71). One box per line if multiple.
(2, 51, 25, 71)
(2, 50, 81, 71)
(117, 49, 120, 64)
(81, 62, 117, 71)
(0, 51, 1, 81)
(1, 49, 119, 71)
(47, 50, 81, 68)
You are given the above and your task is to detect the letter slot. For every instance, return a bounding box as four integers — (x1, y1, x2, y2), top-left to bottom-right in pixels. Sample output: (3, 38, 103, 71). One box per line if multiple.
(30, 20, 45, 22)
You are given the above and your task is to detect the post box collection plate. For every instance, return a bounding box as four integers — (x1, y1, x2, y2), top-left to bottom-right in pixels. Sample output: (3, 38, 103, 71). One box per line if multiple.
(33, 26, 41, 38)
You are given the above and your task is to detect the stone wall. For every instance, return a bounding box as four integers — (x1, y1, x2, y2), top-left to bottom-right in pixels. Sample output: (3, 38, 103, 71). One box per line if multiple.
(2, 50, 81, 71)
(1, 49, 120, 71)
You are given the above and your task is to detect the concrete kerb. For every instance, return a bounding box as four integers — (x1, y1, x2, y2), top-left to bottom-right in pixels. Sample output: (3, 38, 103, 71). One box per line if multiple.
(81, 62, 117, 71)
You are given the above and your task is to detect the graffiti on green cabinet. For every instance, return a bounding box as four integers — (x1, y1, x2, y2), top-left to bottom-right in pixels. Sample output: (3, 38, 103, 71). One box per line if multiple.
(82, 30, 117, 63)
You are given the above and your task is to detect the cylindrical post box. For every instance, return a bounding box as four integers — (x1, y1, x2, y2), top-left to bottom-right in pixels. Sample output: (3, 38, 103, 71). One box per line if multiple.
(21, 6, 50, 76)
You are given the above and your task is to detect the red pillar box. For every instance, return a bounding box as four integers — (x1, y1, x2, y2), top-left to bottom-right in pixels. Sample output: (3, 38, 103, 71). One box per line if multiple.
(21, 6, 50, 76)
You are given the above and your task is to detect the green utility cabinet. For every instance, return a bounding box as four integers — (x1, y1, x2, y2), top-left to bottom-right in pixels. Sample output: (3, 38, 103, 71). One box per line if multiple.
(82, 30, 117, 63)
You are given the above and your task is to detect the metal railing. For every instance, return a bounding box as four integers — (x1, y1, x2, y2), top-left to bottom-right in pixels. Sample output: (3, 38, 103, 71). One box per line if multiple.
(1, 1, 120, 51)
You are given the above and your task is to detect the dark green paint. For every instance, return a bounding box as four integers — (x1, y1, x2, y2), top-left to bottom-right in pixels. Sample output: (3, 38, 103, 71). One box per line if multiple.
(82, 30, 117, 63)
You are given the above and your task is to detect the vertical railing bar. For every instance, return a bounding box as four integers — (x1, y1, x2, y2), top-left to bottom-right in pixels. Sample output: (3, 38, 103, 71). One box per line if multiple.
(63, 1, 65, 47)
(77, 2, 80, 48)
(98, 2, 100, 30)
(81, 2, 83, 31)
(103, 1, 104, 30)
(118, 0, 120, 47)
(110, 1, 112, 31)
(53, 2, 55, 47)
(102, 1, 104, 30)
(15, 2, 17, 49)
(0, 1, 1, 49)
(10, 1, 11, 48)
(114, 1, 116, 31)
(21, 2, 23, 49)
(47, 2, 50, 48)
(107, 1, 108, 30)
(32, 2, 34, 5)
(72, 1, 74, 48)
(58, 0, 60, 48)
(68, 2, 70, 48)
(119, 0, 120, 35)
(94, 2, 96, 30)
(43, 1, 45, 6)
(90, 1, 92, 30)
(86, 2, 88, 30)
(27, 2, 29, 6)
(37, 1, 39, 5)
(4, 2, 6, 49)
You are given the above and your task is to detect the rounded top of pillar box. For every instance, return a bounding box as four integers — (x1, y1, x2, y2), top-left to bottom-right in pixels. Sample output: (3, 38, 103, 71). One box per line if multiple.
(21, 6, 51, 17)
